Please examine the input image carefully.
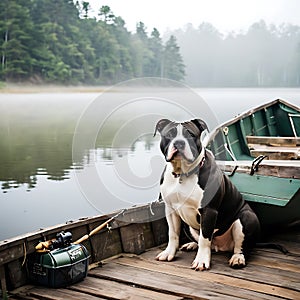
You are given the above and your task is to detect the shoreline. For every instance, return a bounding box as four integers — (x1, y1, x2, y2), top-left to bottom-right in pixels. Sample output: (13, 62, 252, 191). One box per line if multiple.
(0, 84, 111, 94)
(1, 83, 300, 95)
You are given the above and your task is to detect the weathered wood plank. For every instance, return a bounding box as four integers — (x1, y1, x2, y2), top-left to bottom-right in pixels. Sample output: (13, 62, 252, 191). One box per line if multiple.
(218, 160, 300, 179)
(113, 254, 300, 299)
(120, 223, 145, 254)
(70, 276, 181, 300)
(250, 256, 300, 273)
(90, 263, 245, 300)
(249, 145, 300, 160)
(27, 287, 104, 300)
(143, 223, 156, 249)
(9, 284, 105, 300)
(0, 244, 24, 266)
(0, 265, 7, 299)
(9, 296, 38, 300)
(91, 258, 281, 300)
(152, 245, 300, 290)
(246, 136, 300, 147)
(7, 259, 27, 289)
(151, 218, 168, 246)
(89, 227, 122, 262)
(162, 246, 300, 279)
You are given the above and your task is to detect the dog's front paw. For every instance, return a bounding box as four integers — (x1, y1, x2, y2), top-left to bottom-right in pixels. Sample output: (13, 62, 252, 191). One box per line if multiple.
(229, 253, 246, 268)
(156, 248, 176, 261)
(180, 242, 198, 251)
(191, 249, 211, 271)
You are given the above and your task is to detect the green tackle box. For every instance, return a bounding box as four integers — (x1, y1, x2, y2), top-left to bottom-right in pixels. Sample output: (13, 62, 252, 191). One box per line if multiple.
(27, 243, 90, 288)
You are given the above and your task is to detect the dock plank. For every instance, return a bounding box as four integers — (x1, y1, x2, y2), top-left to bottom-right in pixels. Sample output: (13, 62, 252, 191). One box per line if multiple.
(90, 262, 251, 300)
(108, 252, 300, 299)
(10, 285, 104, 300)
(69, 276, 181, 300)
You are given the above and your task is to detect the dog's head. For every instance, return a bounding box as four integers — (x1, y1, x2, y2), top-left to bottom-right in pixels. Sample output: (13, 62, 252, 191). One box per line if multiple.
(154, 119, 209, 163)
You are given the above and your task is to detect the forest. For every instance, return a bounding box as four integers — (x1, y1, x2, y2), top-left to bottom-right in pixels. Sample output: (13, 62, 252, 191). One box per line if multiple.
(1, 0, 300, 87)
(172, 21, 300, 87)
(0, 0, 185, 84)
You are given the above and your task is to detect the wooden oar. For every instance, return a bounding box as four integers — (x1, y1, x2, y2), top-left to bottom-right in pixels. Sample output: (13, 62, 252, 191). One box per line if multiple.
(73, 209, 125, 245)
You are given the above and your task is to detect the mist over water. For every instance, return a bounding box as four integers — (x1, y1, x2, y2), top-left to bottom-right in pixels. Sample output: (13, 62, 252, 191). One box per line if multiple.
(1, 88, 300, 241)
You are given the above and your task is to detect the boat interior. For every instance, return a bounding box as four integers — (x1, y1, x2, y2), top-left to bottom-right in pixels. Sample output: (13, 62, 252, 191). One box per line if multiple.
(209, 100, 300, 161)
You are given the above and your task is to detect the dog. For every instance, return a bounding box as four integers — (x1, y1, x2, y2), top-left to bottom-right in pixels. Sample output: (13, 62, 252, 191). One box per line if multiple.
(154, 118, 260, 271)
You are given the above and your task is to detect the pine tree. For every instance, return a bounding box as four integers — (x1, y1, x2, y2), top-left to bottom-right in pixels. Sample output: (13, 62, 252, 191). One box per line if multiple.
(30, 0, 90, 83)
(0, 0, 35, 80)
(99, 5, 115, 24)
(148, 28, 163, 77)
(134, 22, 153, 77)
(162, 35, 185, 81)
(81, 1, 91, 19)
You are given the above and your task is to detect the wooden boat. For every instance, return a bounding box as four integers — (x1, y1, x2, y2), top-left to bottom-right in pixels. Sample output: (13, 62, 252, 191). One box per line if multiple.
(1, 202, 300, 300)
(208, 99, 300, 229)
(1, 99, 300, 299)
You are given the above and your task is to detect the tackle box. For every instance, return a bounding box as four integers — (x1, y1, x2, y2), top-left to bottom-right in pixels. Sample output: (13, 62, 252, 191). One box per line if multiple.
(27, 243, 90, 288)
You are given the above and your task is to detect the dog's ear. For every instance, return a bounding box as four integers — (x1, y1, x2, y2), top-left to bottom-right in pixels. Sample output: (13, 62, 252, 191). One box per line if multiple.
(153, 119, 172, 137)
(191, 119, 209, 133)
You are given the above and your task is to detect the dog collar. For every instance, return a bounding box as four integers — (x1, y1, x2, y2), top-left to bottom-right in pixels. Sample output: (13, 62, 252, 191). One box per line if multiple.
(172, 156, 205, 183)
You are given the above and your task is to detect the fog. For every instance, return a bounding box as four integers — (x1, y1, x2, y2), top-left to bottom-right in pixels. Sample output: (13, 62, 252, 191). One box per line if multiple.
(166, 20, 300, 87)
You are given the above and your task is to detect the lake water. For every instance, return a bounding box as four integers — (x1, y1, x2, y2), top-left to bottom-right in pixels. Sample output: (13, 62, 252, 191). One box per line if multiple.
(1, 86, 300, 241)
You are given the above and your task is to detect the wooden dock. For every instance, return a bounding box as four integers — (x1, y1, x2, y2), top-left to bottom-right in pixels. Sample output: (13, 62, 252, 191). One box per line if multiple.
(10, 226, 300, 300)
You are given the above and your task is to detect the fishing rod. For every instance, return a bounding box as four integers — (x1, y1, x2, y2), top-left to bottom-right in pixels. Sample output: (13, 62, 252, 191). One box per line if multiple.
(73, 209, 125, 245)
(35, 209, 125, 251)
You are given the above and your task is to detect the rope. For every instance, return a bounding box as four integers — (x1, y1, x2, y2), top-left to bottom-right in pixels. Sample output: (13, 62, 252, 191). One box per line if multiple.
(149, 201, 155, 216)
(21, 242, 27, 267)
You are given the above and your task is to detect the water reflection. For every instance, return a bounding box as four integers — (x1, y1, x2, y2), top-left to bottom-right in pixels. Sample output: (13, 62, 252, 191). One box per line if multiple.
(0, 96, 83, 191)
(0, 110, 157, 192)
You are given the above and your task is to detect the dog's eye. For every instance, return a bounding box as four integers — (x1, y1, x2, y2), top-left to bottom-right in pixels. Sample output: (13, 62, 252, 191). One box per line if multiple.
(165, 128, 176, 139)
(166, 132, 175, 139)
(188, 131, 196, 138)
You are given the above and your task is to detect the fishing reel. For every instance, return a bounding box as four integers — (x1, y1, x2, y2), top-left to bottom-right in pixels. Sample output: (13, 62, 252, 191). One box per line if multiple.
(51, 231, 72, 249)
(35, 231, 73, 252)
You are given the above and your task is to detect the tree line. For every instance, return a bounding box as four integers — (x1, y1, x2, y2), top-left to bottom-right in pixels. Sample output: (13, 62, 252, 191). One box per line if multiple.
(170, 21, 300, 87)
(1, 0, 300, 87)
(0, 0, 185, 84)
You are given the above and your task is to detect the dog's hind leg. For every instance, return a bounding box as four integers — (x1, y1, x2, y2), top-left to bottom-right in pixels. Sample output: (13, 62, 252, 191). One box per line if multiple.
(229, 219, 246, 268)
(229, 206, 260, 268)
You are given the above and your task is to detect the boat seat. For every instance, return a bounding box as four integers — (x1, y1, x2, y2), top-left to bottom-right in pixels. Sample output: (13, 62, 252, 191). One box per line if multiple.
(246, 136, 300, 160)
(218, 159, 300, 179)
(246, 136, 300, 147)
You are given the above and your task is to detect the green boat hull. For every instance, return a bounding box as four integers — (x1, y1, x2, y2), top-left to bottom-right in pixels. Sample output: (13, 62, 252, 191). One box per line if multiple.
(226, 172, 300, 228)
(209, 99, 300, 228)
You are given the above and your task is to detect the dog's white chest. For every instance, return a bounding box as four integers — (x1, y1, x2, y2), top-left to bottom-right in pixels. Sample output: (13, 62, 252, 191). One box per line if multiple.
(161, 167, 203, 229)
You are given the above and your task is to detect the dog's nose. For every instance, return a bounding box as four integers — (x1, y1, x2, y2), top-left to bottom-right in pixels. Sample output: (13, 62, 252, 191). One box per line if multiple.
(174, 140, 185, 150)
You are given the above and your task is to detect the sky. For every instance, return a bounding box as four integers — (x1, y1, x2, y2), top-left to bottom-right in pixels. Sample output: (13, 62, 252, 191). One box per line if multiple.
(87, 0, 300, 34)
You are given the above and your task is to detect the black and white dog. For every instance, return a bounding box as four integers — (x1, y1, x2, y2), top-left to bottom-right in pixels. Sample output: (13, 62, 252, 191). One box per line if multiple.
(154, 118, 260, 271)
